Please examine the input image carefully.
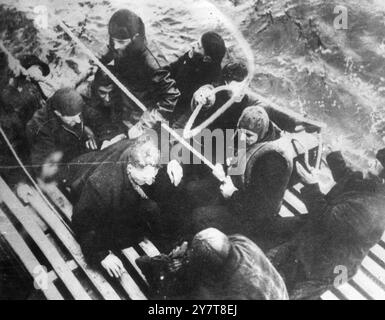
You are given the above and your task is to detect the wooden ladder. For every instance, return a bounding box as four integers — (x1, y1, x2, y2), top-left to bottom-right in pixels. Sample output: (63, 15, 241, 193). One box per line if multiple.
(0, 177, 160, 300)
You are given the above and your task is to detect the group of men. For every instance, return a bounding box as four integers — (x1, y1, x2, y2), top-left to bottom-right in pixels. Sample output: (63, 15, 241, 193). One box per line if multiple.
(1, 9, 385, 300)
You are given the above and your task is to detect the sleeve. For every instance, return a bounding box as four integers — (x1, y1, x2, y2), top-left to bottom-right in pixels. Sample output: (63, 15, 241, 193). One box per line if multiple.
(166, 53, 187, 80)
(72, 182, 110, 265)
(229, 152, 292, 219)
(99, 47, 114, 65)
(143, 52, 180, 120)
(300, 183, 329, 217)
(151, 67, 180, 119)
(326, 151, 354, 183)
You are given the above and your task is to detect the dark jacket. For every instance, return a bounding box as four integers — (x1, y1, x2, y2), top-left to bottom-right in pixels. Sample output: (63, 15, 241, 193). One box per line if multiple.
(71, 140, 160, 265)
(81, 87, 127, 144)
(190, 235, 288, 300)
(1, 77, 46, 127)
(167, 52, 222, 121)
(269, 151, 385, 299)
(0, 101, 29, 186)
(101, 46, 180, 121)
(26, 105, 89, 176)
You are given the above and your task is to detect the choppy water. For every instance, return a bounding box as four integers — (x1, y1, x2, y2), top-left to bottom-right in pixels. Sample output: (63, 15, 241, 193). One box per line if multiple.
(1, 0, 385, 169)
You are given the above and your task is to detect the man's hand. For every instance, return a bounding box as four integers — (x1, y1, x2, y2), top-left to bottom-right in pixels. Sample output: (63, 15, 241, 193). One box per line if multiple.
(16, 183, 34, 203)
(8, 54, 24, 78)
(192, 85, 216, 110)
(101, 253, 125, 278)
(220, 176, 238, 199)
(128, 122, 145, 139)
(213, 164, 238, 198)
(170, 242, 188, 258)
(27, 65, 45, 82)
(167, 160, 183, 187)
(228, 81, 245, 103)
(84, 126, 98, 150)
(296, 162, 318, 185)
(85, 137, 98, 150)
(140, 109, 164, 129)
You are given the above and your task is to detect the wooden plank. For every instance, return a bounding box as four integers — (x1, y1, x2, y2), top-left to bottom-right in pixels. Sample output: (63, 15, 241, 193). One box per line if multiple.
(38, 182, 147, 300)
(360, 257, 385, 291)
(119, 272, 147, 300)
(0, 178, 91, 300)
(321, 291, 340, 300)
(48, 260, 78, 282)
(335, 282, 367, 300)
(370, 244, 385, 265)
(279, 205, 295, 218)
(44, 186, 73, 221)
(0, 208, 64, 300)
(139, 239, 161, 257)
(122, 247, 148, 285)
(22, 185, 121, 300)
(284, 190, 308, 215)
(352, 270, 385, 300)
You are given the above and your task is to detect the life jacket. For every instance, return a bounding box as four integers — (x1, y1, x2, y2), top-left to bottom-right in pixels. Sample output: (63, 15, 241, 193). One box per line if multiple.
(230, 131, 320, 191)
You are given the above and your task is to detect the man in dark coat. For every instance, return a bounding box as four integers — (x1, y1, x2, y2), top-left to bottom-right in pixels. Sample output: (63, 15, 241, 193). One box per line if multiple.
(100, 9, 180, 127)
(0, 96, 29, 187)
(26, 88, 96, 182)
(1, 54, 49, 128)
(186, 105, 295, 232)
(268, 149, 385, 300)
(80, 66, 127, 147)
(71, 137, 164, 277)
(137, 228, 289, 300)
(167, 31, 226, 123)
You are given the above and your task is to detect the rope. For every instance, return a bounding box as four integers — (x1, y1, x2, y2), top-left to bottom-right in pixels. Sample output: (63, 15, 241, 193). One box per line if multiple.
(58, 20, 219, 174)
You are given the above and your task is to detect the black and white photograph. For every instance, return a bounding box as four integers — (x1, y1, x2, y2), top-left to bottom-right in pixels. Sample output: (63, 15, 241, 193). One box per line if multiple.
(1, 0, 385, 304)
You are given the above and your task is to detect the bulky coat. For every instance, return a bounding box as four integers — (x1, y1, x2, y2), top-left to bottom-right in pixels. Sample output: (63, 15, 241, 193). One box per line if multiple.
(268, 151, 385, 299)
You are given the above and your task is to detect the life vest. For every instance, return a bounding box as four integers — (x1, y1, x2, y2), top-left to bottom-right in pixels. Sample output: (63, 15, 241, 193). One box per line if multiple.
(229, 131, 320, 190)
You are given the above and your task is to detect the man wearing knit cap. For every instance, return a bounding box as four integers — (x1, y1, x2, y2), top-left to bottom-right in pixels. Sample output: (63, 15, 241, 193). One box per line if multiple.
(188, 105, 294, 244)
(27, 88, 97, 182)
(100, 9, 180, 126)
(137, 228, 288, 300)
(168, 31, 226, 123)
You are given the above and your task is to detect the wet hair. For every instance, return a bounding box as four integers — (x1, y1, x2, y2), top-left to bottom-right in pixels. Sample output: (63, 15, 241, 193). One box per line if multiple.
(124, 135, 160, 169)
(190, 228, 232, 275)
(222, 62, 248, 83)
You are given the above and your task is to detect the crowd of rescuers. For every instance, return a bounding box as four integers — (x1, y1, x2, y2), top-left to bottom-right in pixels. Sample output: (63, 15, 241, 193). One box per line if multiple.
(1, 8, 385, 300)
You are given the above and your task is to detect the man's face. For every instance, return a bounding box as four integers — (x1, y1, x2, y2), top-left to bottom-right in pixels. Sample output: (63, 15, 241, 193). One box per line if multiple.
(189, 39, 212, 63)
(128, 164, 159, 186)
(111, 34, 139, 57)
(97, 84, 114, 107)
(238, 128, 259, 147)
(56, 112, 82, 128)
